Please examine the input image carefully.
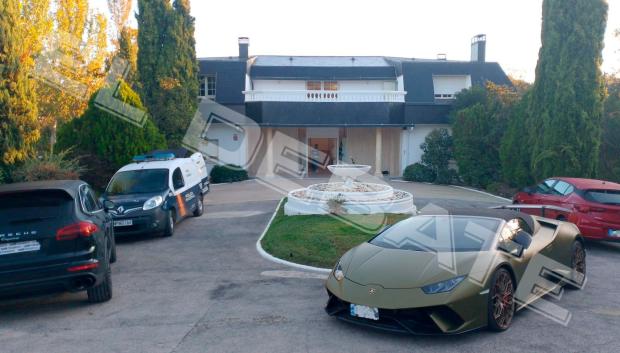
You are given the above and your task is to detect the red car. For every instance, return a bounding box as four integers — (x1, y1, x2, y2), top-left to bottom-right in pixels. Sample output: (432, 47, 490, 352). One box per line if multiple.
(513, 177, 620, 241)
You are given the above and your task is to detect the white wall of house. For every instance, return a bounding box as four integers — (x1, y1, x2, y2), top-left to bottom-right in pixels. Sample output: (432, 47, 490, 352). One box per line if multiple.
(432, 75, 472, 98)
(202, 123, 247, 168)
(252, 80, 306, 91)
(400, 124, 451, 174)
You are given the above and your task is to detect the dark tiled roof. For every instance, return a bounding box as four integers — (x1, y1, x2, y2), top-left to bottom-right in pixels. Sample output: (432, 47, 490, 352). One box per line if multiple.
(400, 60, 512, 103)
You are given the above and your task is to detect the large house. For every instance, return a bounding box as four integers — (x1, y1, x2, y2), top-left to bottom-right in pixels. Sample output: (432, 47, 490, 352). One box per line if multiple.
(196, 35, 511, 178)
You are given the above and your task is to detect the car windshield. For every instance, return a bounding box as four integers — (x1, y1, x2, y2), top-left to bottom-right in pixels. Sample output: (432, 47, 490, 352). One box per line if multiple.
(106, 169, 169, 195)
(584, 189, 620, 206)
(369, 215, 502, 252)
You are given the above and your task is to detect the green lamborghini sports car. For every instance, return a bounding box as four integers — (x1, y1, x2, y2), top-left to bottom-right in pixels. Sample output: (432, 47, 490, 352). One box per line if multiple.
(325, 208, 586, 334)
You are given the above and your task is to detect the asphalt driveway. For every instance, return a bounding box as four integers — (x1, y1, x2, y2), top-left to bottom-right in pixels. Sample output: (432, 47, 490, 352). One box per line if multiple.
(1, 180, 619, 353)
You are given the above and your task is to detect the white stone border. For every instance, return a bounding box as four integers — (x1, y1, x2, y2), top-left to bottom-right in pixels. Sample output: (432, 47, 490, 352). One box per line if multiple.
(450, 185, 512, 203)
(255, 198, 332, 274)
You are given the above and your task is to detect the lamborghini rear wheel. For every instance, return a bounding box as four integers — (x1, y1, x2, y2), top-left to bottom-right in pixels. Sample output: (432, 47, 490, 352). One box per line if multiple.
(566, 241, 586, 290)
(488, 268, 515, 332)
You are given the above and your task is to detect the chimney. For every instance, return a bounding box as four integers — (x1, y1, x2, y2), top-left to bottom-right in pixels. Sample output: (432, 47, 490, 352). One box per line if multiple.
(471, 34, 486, 62)
(238, 37, 249, 59)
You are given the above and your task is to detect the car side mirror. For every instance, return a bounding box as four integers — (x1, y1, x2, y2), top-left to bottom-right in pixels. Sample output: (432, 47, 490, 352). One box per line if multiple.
(103, 200, 116, 212)
(514, 231, 532, 249)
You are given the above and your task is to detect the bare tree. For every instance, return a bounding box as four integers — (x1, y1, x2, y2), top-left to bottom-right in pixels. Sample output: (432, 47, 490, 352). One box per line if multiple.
(107, 0, 133, 34)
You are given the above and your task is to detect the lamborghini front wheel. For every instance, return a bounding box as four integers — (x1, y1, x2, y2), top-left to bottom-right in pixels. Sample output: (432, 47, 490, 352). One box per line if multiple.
(488, 268, 515, 331)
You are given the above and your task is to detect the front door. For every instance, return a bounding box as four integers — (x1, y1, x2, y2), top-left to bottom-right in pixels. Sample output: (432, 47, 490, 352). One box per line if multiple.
(307, 138, 337, 176)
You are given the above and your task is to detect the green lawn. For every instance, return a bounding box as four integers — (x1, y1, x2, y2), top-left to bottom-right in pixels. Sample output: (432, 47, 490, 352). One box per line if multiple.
(261, 199, 411, 268)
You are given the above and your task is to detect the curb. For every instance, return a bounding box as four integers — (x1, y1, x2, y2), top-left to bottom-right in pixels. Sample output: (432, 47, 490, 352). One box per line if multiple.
(450, 185, 512, 203)
(255, 198, 332, 274)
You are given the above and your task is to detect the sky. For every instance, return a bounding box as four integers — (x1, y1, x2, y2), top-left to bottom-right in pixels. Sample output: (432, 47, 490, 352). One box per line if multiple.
(92, 0, 620, 82)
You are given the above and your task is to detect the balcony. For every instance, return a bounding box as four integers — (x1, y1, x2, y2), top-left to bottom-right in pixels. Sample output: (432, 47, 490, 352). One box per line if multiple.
(243, 90, 407, 103)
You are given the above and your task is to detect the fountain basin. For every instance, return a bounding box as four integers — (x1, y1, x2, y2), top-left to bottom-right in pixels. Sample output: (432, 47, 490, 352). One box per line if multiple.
(284, 163, 416, 215)
(284, 188, 416, 215)
(327, 164, 372, 179)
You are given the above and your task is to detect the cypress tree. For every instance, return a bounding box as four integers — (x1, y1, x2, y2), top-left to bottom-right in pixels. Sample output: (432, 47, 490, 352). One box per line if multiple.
(0, 0, 40, 167)
(528, 0, 607, 180)
(137, 0, 198, 145)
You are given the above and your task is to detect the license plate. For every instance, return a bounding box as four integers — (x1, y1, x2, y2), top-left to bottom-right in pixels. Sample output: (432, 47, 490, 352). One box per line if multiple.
(609, 229, 620, 238)
(0, 241, 41, 256)
(350, 304, 379, 321)
(114, 219, 133, 227)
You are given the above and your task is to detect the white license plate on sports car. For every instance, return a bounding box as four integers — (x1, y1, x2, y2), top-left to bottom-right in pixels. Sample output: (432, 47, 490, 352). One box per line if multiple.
(0, 241, 41, 256)
(114, 219, 133, 227)
(350, 304, 379, 321)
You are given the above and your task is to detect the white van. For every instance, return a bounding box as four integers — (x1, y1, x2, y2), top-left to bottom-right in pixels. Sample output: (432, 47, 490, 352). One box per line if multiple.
(102, 152, 210, 237)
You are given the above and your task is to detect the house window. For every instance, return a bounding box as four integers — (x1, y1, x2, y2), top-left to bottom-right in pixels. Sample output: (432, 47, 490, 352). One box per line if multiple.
(432, 75, 471, 100)
(306, 81, 322, 90)
(199, 75, 216, 98)
(323, 81, 339, 91)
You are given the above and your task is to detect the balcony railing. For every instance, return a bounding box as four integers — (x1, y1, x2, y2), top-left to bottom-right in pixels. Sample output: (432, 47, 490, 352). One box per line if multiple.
(243, 90, 407, 103)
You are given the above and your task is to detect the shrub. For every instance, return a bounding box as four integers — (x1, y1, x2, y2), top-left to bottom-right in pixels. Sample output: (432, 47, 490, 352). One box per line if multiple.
(420, 129, 454, 184)
(57, 80, 167, 190)
(210, 164, 249, 183)
(453, 84, 519, 188)
(403, 163, 434, 183)
(326, 193, 347, 215)
(11, 150, 84, 182)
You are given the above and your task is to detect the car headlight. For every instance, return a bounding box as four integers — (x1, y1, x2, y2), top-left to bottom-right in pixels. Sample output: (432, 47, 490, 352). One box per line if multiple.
(422, 275, 466, 294)
(143, 196, 164, 211)
(333, 261, 345, 281)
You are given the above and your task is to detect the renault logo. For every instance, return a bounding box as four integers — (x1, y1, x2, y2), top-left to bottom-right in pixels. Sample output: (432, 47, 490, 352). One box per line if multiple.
(117, 206, 125, 214)
(369, 288, 377, 295)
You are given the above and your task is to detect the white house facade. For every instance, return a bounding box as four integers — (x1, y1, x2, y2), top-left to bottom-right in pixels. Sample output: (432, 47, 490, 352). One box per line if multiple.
(196, 35, 511, 178)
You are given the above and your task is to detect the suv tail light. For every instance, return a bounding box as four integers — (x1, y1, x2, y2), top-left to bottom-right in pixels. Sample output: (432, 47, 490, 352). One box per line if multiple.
(56, 222, 98, 241)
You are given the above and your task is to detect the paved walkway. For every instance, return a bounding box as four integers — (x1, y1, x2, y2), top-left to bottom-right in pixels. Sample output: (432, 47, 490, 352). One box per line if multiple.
(1, 181, 619, 353)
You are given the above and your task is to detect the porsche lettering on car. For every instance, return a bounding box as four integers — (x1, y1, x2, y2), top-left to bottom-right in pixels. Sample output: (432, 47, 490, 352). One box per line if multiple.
(325, 208, 586, 334)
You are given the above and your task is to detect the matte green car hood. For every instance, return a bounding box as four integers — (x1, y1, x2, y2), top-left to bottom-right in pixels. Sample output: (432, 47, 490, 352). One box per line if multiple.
(345, 243, 481, 289)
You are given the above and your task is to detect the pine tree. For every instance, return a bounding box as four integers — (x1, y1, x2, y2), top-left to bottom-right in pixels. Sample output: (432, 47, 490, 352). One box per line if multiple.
(137, 0, 198, 145)
(0, 0, 41, 167)
(528, 0, 607, 180)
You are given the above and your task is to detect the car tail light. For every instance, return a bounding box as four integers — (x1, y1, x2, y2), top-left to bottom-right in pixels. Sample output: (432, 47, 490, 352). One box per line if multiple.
(56, 222, 98, 241)
(67, 261, 99, 272)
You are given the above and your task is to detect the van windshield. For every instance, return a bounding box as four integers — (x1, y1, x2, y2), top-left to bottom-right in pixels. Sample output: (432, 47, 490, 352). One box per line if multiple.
(106, 169, 169, 195)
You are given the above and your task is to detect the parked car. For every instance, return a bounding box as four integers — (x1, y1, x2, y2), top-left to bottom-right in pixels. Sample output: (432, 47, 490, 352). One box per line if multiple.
(0, 180, 116, 303)
(325, 208, 585, 334)
(102, 152, 209, 237)
(513, 177, 620, 241)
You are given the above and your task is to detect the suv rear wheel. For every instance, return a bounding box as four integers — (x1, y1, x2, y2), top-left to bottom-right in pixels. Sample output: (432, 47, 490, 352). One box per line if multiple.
(87, 243, 113, 303)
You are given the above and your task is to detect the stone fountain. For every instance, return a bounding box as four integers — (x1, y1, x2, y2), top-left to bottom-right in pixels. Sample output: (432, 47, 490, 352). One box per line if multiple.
(284, 164, 416, 215)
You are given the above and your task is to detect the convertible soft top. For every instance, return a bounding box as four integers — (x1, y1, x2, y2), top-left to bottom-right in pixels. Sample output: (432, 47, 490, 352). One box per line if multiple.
(418, 207, 537, 234)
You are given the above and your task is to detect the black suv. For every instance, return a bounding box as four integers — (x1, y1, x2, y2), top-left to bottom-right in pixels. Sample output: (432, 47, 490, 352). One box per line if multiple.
(0, 180, 116, 303)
